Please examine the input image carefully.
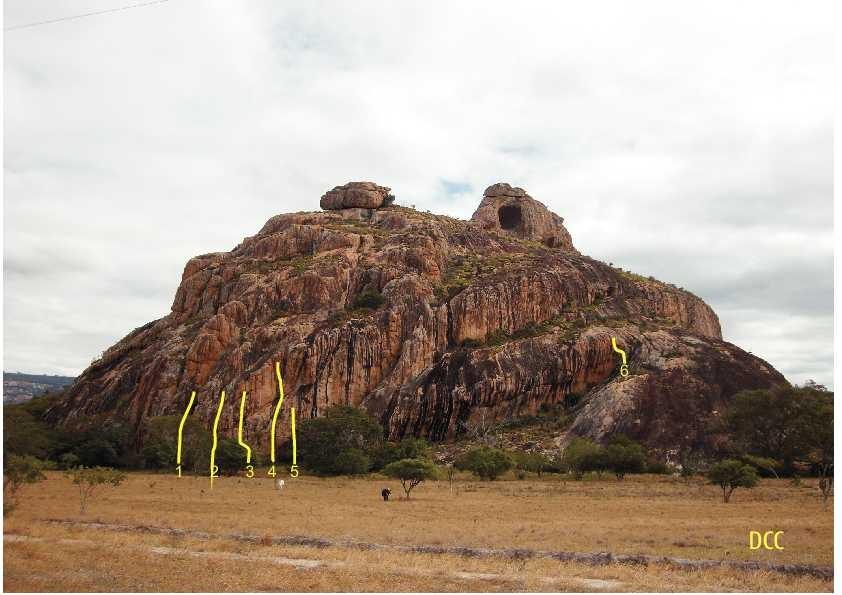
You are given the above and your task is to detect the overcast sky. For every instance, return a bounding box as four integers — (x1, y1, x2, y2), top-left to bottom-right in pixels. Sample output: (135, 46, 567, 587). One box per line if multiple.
(3, 1, 834, 388)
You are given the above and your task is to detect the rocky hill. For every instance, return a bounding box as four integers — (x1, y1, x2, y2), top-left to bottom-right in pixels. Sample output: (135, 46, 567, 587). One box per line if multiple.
(47, 182, 785, 456)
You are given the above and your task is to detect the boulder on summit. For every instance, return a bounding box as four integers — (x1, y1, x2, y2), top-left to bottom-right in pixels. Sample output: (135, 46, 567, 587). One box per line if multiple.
(471, 183, 575, 251)
(320, 181, 392, 210)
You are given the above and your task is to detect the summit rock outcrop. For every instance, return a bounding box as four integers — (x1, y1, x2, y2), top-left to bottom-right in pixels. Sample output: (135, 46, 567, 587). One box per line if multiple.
(471, 183, 575, 251)
(320, 181, 392, 210)
(47, 181, 785, 457)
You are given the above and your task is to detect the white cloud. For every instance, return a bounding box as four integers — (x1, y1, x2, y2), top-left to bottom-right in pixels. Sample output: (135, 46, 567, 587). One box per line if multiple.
(3, 0, 834, 387)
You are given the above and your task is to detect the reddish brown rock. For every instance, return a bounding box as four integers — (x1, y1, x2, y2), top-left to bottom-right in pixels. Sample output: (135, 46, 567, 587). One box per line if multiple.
(470, 183, 575, 250)
(46, 184, 784, 457)
(320, 181, 392, 210)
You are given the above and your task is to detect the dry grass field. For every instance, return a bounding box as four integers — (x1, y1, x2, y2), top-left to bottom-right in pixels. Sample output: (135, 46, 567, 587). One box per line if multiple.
(3, 470, 833, 592)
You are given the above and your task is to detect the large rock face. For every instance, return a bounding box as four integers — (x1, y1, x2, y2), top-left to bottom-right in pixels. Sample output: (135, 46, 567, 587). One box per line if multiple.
(47, 182, 785, 456)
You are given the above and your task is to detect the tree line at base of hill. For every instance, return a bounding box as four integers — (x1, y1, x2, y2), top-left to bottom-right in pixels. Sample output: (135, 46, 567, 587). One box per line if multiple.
(4, 382, 833, 504)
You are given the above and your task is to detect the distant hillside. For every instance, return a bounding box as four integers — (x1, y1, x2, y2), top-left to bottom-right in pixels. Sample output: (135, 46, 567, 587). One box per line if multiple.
(3, 372, 75, 404)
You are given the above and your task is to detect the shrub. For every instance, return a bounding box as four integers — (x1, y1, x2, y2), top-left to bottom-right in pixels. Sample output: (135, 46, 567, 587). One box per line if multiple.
(76, 438, 119, 468)
(382, 458, 439, 498)
(740, 454, 782, 479)
(645, 459, 671, 475)
(563, 393, 583, 409)
(3, 398, 54, 459)
(333, 449, 371, 475)
(142, 415, 211, 473)
(291, 256, 313, 273)
(371, 443, 399, 470)
(3, 455, 48, 516)
(499, 416, 539, 430)
(447, 281, 469, 299)
(59, 453, 81, 470)
(604, 436, 646, 479)
(3, 397, 141, 470)
(66, 466, 126, 514)
(297, 405, 383, 475)
(679, 450, 704, 477)
(707, 459, 759, 503)
(486, 329, 510, 347)
(351, 289, 386, 310)
(372, 438, 430, 470)
(213, 438, 246, 476)
(459, 338, 483, 349)
(455, 447, 512, 480)
(512, 451, 553, 477)
(719, 384, 833, 474)
(511, 323, 542, 341)
(54, 420, 135, 468)
(561, 437, 606, 480)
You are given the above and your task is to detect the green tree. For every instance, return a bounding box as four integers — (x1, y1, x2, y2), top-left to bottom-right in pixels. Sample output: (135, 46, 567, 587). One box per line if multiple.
(352, 288, 386, 310)
(719, 384, 833, 473)
(383, 458, 439, 499)
(3, 403, 52, 459)
(512, 451, 553, 477)
(679, 450, 704, 478)
(66, 466, 127, 514)
(805, 386, 833, 508)
(3, 455, 48, 516)
(561, 437, 605, 480)
(214, 439, 246, 476)
(142, 415, 212, 473)
(644, 458, 671, 474)
(455, 447, 512, 480)
(372, 437, 430, 470)
(76, 438, 119, 467)
(52, 419, 136, 468)
(604, 435, 646, 480)
(297, 406, 383, 475)
(707, 459, 758, 503)
(740, 454, 782, 479)
(333, 449, 371, 475)
(59, 453, 81, 470)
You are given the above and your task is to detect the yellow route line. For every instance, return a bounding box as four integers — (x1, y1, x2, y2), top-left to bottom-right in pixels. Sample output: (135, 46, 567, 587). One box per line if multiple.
(210, 390, 225, 485)
(270, 361, 285, 464)
(291, 407, 297, 466)
(176, 391, 196, 467)
(237, 390, 252, 464)
(611, 336, 627, 365)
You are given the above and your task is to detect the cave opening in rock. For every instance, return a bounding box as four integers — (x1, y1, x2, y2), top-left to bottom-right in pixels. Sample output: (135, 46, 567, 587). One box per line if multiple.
(498, 205, 523, 230)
